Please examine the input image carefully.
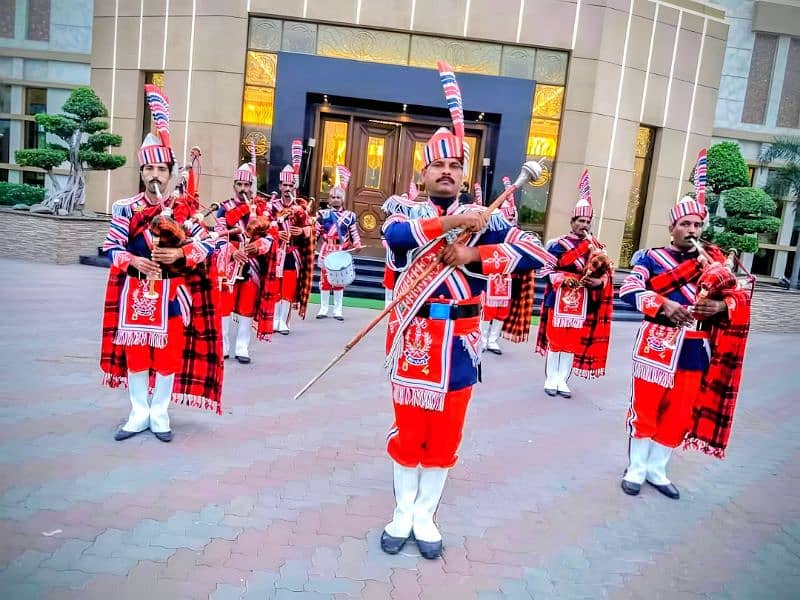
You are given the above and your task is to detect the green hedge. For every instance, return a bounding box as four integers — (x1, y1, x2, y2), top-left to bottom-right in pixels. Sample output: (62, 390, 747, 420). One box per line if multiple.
(0, 182, 46, 206)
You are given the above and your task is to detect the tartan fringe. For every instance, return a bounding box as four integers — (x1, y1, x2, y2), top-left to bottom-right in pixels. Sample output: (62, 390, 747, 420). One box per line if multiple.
(256, 332, 272, 342)
(392, 385, 445, 412)
(113, 330, 168, 349)
(572, 366, 605, 380)
(553, 317, 585, 328)
(102, 372, 127, 388)
(683, 437, 726, 459)
(503, 331, 530, 344)
(172, 392, 223, 416)
(534, 341, 547, 355)
(632, 363, 675, 389)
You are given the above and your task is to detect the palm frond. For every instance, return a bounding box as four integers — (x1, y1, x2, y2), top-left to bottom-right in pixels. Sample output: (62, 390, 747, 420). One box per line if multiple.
(760, 136, 800, 164)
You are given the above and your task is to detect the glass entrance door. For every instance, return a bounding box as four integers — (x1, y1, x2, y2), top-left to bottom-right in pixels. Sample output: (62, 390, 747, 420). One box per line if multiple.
(312, 112, 485, 249)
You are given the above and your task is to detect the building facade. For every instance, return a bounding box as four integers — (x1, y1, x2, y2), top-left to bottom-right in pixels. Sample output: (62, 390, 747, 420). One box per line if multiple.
(712, 0, 800, 279)
(0, 0, 94, 190)
(86, 0, 729, 264)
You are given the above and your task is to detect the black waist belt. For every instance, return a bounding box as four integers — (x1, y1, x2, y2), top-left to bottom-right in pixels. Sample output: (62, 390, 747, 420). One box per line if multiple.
(416, 302, 480, 320)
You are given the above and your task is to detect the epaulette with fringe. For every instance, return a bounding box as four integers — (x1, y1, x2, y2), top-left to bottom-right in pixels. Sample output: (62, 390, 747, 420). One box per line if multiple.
(381, 195, 437, 220)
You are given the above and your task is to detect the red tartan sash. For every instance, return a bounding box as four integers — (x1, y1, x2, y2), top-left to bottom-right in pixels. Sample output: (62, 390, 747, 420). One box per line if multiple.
(649, 258, 703, 296)
(557, 239, 591, 271)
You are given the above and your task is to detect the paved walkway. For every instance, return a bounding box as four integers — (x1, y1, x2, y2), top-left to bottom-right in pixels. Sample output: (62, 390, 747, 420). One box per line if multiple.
(0, 258, 798, 599)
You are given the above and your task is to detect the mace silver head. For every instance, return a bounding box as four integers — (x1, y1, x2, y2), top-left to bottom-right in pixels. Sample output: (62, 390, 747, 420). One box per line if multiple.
(512, 159, 545, 189)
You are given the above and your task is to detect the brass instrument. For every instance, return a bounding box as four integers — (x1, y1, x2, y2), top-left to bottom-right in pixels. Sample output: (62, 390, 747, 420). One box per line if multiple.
(217, 191, 256, 291)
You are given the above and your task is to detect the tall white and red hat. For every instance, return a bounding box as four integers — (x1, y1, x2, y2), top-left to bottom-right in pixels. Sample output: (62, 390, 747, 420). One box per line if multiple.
(278, 138, 304, 188)
(669, 149, 708, 225)
(138, 84, 173, 166)
(234, 162, 255, 184)
(573, 169, 593, 219)
(330, 165, 351, 195)
(423, 61, 471, 175)
(234, 138, 257, 183)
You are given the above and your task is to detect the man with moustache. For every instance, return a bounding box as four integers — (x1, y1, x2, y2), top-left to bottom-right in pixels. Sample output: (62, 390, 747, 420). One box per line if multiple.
(314, 168, 363, 320)
(101, 123, 223, 443)
(269, 165, 313, 334)
(379, 63, 557, 560)
(535, 170, 614, 396)
(618, 194, 751, 499)
(214, 163, 275, 363)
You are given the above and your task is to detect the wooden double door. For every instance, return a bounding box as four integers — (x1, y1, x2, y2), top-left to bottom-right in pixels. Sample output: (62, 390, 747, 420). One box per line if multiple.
(312, 113, 484, 250)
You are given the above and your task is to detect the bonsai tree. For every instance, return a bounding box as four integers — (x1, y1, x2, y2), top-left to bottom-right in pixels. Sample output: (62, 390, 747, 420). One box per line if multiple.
(761, 136, 800, 288)
(712, 187, 781, 254)
(689, 141, 751, 219)
(14, 86, 125, 215)
(706, 141, 751, 195)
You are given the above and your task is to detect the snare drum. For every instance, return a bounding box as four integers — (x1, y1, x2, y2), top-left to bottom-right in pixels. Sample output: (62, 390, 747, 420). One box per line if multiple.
(323, 250, 356, 288)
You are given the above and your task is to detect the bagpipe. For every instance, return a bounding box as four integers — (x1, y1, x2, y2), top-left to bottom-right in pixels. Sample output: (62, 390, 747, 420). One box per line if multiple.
(218, 192, 273, 291)
(688, 238, 751, 321)
(562, 232, 614, 289)
(143, 185, 190, 299)
(582, 233, 614, 280)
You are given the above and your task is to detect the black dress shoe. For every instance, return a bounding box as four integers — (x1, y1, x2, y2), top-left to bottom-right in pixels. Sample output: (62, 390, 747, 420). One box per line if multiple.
(647, 480, 680, 499)
(380, 530, 409, 554)
(279, 329, 290, 335)
(487, 347, 502, 355)
(557, 389, 572, 398)
(416, 538, 443, 560)
(153, 430, 173, 443)
(114, 428, 143, 441)
(334, 316, 344, 321)
(224, 354, 230, 359)
(621, 479, 641, 496)
(544, 388, 557, 397)
(316, 314, 328, 319)
(235, 355, 251, 364)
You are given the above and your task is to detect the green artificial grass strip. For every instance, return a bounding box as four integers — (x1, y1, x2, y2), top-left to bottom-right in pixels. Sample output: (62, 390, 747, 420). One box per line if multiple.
(309, 293, 540, 324)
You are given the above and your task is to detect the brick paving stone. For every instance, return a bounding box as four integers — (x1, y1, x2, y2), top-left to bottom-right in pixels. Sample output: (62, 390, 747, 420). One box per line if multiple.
(2, 259, 800, 599)
(241, 571, 279, 599)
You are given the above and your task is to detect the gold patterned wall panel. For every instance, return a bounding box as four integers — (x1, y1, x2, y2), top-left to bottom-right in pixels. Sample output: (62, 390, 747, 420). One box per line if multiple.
(532, 85, 564, 119)
(409, 35, 502, 75)
(245, 51, 277, 87)
(248, 18, 282, 52)
(319, 119, 349, 194)
(620, 126, 656, 266)
(241, 85, 275, 126)
(634, 125, 653, 158)
(317, 25, 410, 65)
(364, 136, 386, 188)
(527, 118, 559, 159)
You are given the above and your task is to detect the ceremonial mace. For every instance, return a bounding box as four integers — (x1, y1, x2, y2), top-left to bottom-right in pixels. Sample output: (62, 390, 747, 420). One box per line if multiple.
(292, 159, 544, 401)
